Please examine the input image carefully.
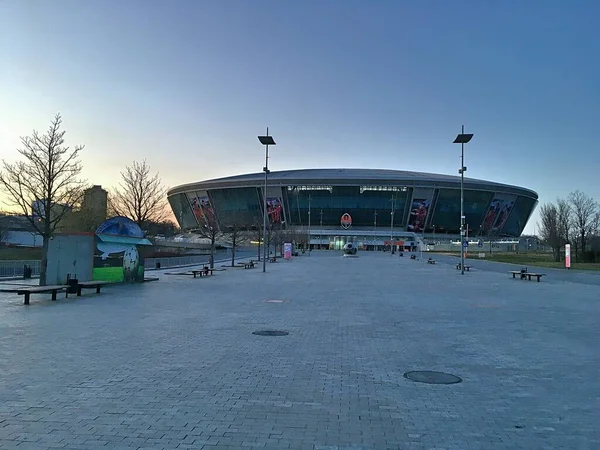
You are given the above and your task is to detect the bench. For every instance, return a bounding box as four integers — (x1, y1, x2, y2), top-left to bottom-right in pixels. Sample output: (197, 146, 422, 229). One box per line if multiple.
(191, 268, 214, 278)
(76, 281, 112, 296)
(456, 263, 472, 271)
(510, 271, 545, 282)
(17, 285, 68, 305)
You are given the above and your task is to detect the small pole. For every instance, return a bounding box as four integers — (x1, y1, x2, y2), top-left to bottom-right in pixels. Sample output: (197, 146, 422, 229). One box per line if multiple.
(390, 195, 395, 256)
(373, 210, 377, 251)
(307, 194, 311, 256)
(460, 125, 465, 275)
(262, 127, 269, 273)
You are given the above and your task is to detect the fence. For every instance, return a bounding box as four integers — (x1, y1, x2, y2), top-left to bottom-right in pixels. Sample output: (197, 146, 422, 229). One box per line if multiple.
(0, 260, 41, 278)
(0, 255, 217, 277)
(145, 254, 213, 270)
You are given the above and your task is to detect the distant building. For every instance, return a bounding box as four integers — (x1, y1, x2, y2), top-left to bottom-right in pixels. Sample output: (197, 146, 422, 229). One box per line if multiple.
(82, 185, 108, 220)
(33, 185, 109, 233)
(31, 200, 72, 221)
(0, 213, 42, 247)
(58, 185, 109, 232)
(0, 213, 34, 231)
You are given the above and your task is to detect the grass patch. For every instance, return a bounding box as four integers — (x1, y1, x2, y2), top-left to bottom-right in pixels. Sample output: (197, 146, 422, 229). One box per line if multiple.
(93, 267, 124, 282)
(463, 252, 600, 271)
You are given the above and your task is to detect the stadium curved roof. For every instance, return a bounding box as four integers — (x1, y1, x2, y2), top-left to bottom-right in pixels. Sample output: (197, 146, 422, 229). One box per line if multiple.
(168, 168, 538, 199)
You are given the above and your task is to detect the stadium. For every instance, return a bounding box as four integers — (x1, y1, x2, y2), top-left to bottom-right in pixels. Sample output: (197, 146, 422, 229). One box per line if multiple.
(167, 169, 538, 251)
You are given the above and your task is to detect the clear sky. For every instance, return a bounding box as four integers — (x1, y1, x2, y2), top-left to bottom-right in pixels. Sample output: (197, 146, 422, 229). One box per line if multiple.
(1, 0, 599, 233)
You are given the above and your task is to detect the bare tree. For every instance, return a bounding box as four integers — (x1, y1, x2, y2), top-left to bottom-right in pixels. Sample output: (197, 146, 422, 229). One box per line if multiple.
(266, 223, 290, 257)
(222, 214, 248, 266)
(76, 207, 102, 232)
(0, 114, 85, 285)
(270, 225, 284, 257)
(538, 203, 563, 261)
(295, 229, 309, 251)
(60, 201, 106, 233)
(486, 227, 499, 257)
(556, 197, 572, 245)
(592, 211, 600, 239)
(0, 214, 7, 247)
(144, 219, 177, 238)
(251, 215, 263, 261)
(111, 160, 167, 228)
(195, 208, 221, 269)
(278, 227, 303, 255)
(568, 190, 598, 261)
(266, 223, 275, 256)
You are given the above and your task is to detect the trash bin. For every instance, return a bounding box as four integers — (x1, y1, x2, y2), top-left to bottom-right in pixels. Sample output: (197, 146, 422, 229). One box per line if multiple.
(23, 265, 32, 279)
(156, 262, 161, 269)
(66, 273, 79, 294)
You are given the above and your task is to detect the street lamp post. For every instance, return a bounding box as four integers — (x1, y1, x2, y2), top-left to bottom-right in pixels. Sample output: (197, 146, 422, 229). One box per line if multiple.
(453, 126, 474, 275)
(465, 223, 469, 259)
(373, 210, 378, 251)
(432, 225, 436, 246)
(258, 128, 276, 273)
(319, 209, 323, 250)
(307, 194, 311, 256)
(390, 195, 396, 256)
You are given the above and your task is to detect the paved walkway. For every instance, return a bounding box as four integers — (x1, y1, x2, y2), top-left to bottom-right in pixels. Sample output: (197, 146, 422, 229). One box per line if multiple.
(1, 252, 599, 449)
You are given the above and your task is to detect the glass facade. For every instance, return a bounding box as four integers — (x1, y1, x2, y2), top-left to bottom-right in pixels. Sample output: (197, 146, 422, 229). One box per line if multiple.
(429, 189, 460, 233)
(169, 184, 536, 237)
(429, 189, 494, 234)
(464, 190, 495, 235)
(285, 185, 410, 227)
(208, 187, 262, 229)
(501, 196, 537, 236)
(168, 193, 197, 229)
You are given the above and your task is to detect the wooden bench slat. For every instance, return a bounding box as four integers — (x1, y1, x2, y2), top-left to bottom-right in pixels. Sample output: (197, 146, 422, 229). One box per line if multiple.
(78, 281, 112, 287)
(17, 285, 67, 293)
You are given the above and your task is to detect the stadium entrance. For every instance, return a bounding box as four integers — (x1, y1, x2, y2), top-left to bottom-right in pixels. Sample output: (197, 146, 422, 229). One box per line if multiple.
(303, 229, 422, 252)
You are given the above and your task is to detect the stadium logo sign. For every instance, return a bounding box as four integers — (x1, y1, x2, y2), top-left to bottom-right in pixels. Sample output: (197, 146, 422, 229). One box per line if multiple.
(340, 213, 352, 230)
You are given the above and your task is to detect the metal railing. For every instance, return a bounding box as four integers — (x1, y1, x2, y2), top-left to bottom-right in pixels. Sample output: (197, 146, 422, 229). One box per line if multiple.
(0, 260, 41, 278)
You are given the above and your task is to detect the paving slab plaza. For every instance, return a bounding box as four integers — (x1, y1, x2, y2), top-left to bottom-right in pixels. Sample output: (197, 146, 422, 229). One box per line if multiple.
(1, 251, 600, 450)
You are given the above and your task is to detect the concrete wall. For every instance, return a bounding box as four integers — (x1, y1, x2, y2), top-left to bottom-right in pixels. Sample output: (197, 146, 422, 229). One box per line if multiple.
(46, 234, 95, 285)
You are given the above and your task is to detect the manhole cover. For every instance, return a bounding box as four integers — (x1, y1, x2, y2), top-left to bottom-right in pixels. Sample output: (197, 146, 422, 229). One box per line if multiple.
(403, 371, 462, 384)
(252, 330, 289, 336)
